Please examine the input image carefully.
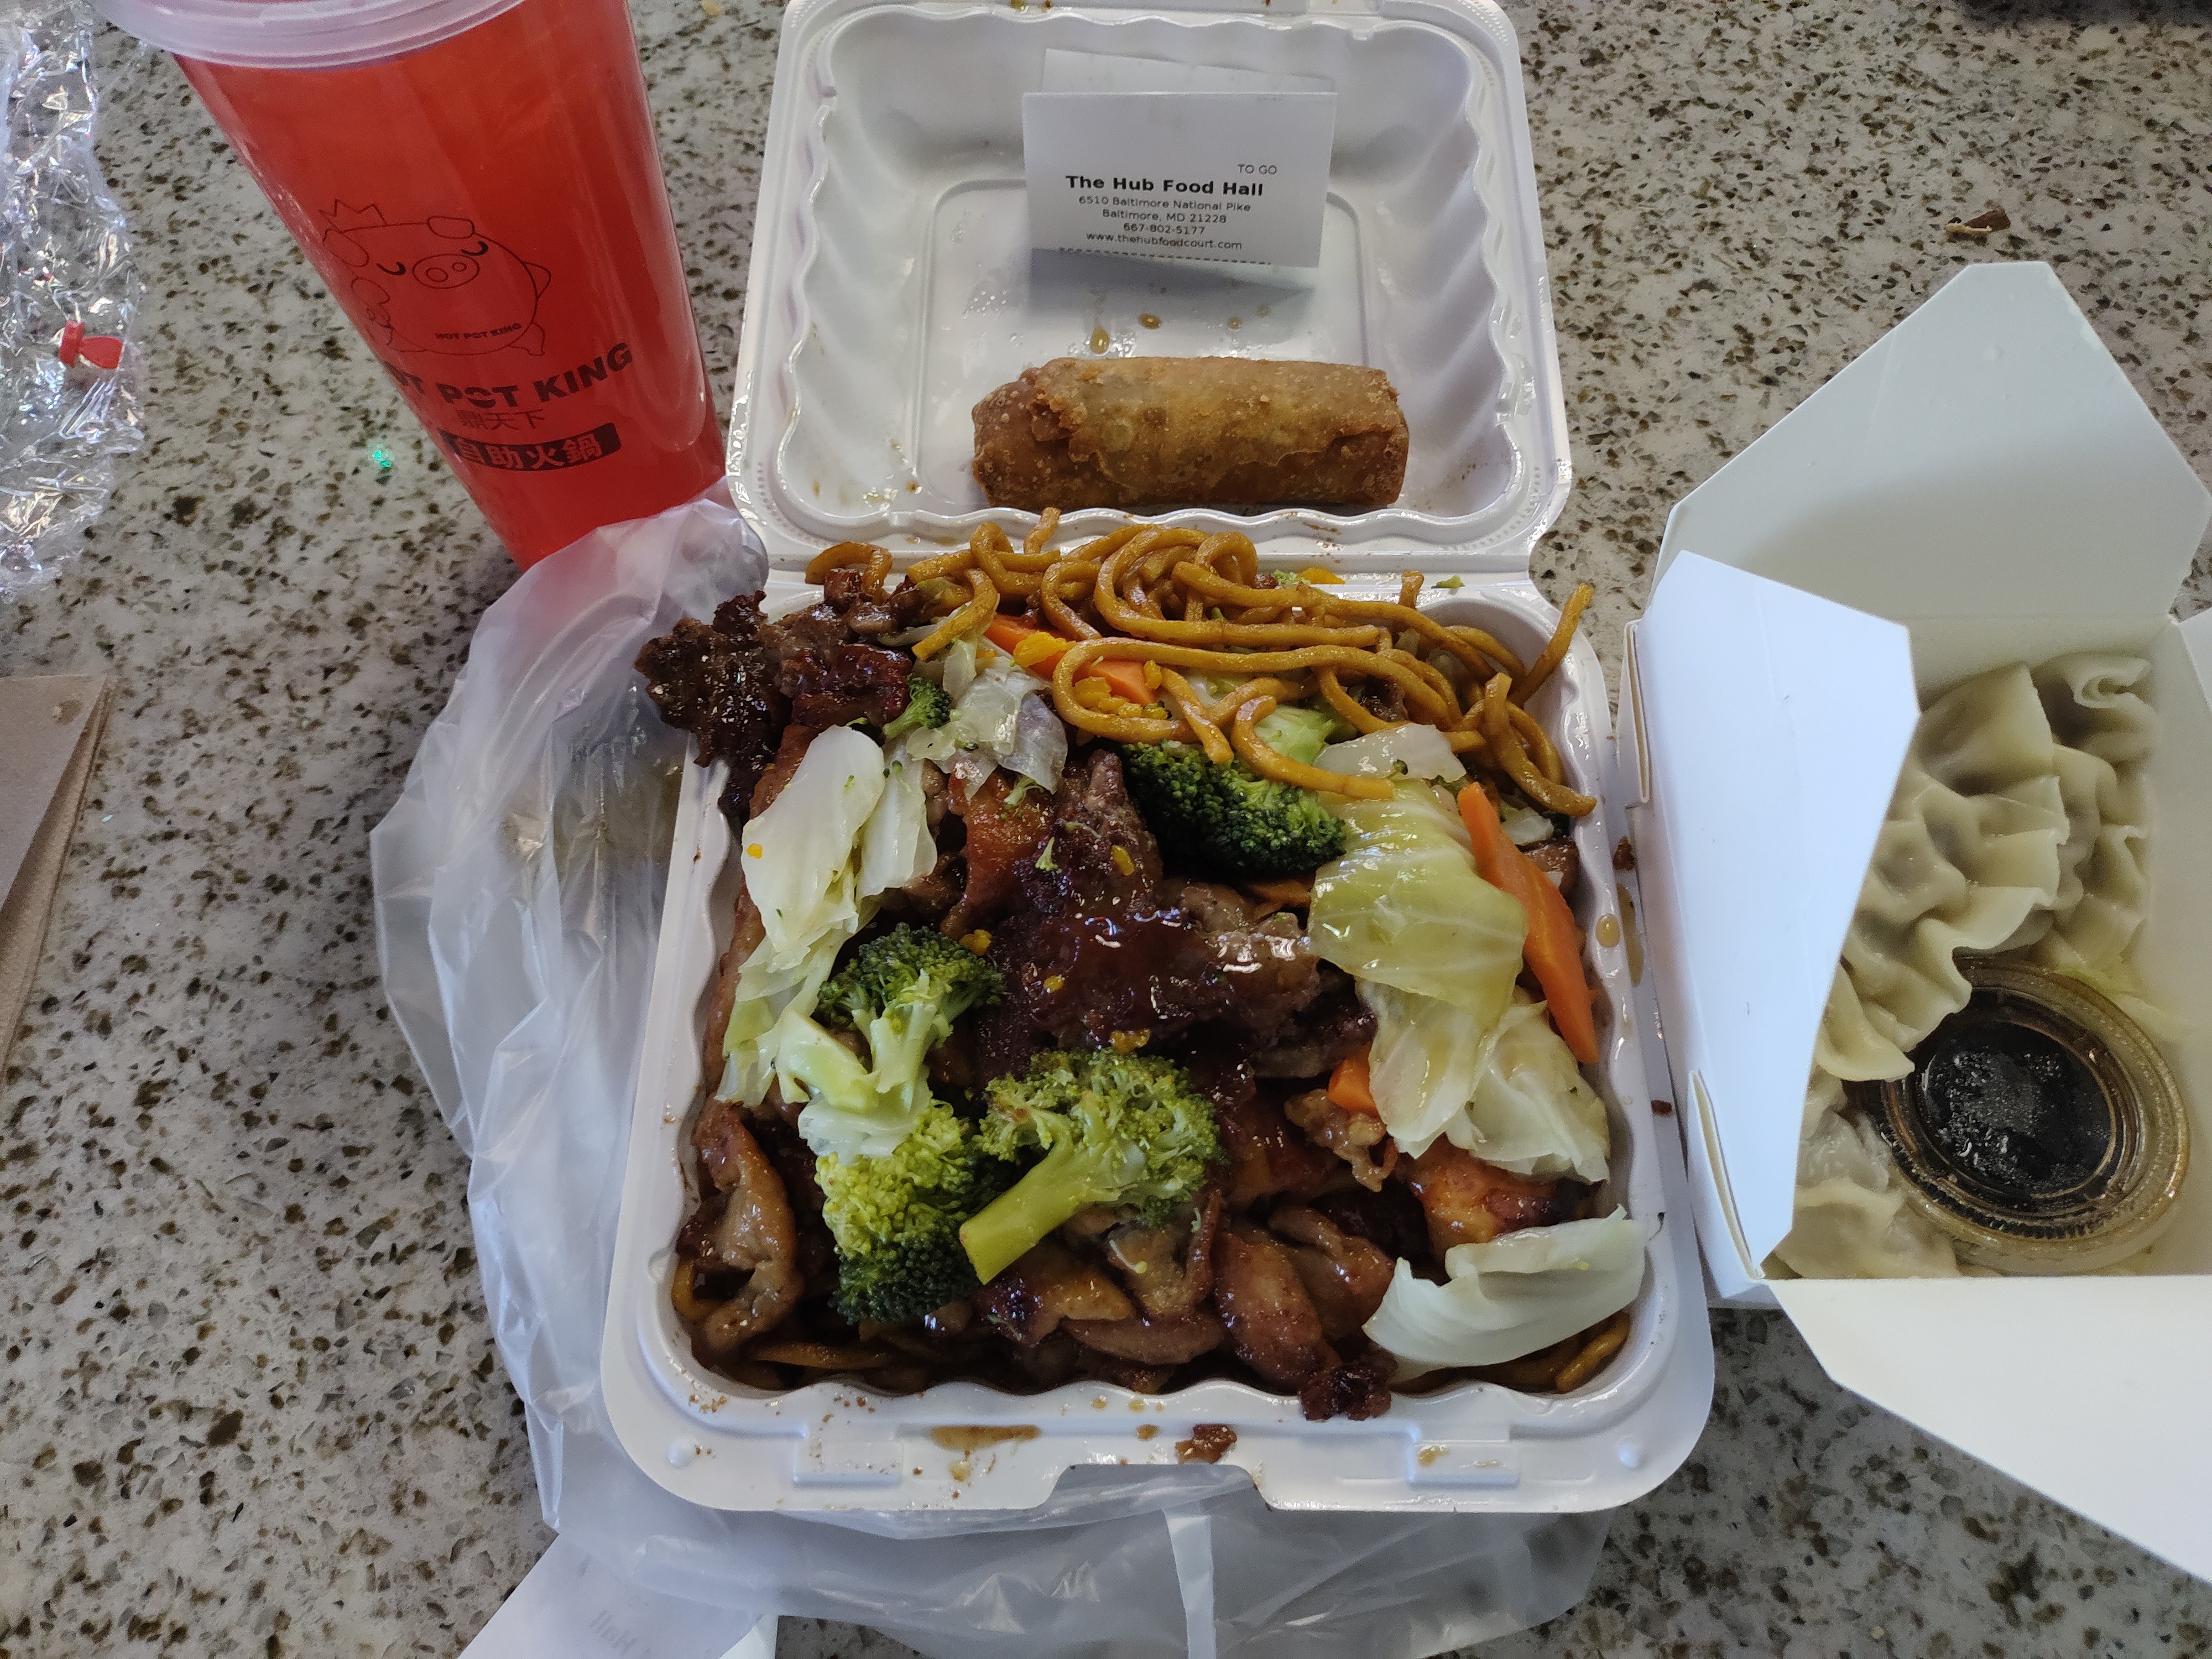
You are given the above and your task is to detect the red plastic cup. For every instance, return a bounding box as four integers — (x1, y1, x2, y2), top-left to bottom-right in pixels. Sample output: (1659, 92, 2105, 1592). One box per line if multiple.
(95, 0, 724, 565)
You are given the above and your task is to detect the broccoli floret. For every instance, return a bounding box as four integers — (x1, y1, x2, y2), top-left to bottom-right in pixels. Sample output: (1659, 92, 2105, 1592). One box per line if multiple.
(1121, 740, 1346, 879)
(881, 679, 953, 742)
(817, 925, 1004, 1118)
(1254, 702, 1339, 764)
(958, 1049, 1223, 1284)
(817, 1103, 1016, 1324)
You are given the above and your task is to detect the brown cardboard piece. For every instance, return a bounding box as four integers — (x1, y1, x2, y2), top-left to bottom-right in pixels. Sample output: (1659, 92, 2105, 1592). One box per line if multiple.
(0, 675, 109, 1076)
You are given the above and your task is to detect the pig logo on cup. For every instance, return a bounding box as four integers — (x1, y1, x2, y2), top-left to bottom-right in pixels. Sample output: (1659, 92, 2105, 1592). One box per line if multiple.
(321, 202, 551, 357)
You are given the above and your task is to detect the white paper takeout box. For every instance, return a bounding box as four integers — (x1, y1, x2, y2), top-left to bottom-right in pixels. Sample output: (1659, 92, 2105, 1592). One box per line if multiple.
(1624, 261, 2212, 1578)
(599, 0, 1717, 1517)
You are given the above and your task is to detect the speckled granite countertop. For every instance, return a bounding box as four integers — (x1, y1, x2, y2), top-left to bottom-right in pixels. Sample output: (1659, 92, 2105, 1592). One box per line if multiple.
(2, 2, 2208, 1656)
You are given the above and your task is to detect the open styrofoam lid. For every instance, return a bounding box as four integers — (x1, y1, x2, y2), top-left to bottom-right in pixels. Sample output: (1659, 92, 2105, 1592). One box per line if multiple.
(724, 0, 1571, 575)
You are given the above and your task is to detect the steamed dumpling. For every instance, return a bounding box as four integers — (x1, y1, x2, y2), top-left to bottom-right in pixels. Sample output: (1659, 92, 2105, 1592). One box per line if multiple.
(1787, 653, 2155, 1282)
(1814, 664, 2069, 1082)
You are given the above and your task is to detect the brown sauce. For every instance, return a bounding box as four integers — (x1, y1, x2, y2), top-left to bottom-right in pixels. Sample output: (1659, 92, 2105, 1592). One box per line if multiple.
(929, 1424, 1040, 1454)
(1176, 1424, 1237, 1464)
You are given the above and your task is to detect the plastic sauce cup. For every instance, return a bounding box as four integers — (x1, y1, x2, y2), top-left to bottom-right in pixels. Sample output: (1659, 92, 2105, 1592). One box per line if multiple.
(96, 0, 725, 565)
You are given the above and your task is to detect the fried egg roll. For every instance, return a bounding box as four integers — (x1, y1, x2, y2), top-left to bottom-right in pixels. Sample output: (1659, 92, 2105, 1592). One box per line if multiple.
(972, 356, 1408, 513)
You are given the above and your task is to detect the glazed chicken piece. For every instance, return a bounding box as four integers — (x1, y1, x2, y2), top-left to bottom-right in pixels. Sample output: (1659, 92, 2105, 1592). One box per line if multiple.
(1102, 1188, 1222, 1319)
(941, 770, 1056, 940)
(1206, 1071, 1339, 1209)
(1063, 1308, 1225, 1365)
(1283, 1087, 1396, 1192)
(1269, 1206, 1395, 1342)
(1212, 1221, 1336, 1389)
(684, 1099, 803, 1353)
(1399, 1141, 1579, 1258)
(974, 1237, 1135, 1347)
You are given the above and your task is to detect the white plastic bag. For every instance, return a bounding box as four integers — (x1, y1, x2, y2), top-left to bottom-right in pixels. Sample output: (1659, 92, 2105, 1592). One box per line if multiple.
(370, 491, 1613, 1657)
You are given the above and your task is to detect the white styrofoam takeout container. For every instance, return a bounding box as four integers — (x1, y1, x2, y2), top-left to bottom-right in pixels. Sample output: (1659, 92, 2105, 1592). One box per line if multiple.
(1621, 262, 2212, 1579)
(599, 576, 1712, 1511)
(599, 0, 1715, 1515)
(723, 0, 1571, 575)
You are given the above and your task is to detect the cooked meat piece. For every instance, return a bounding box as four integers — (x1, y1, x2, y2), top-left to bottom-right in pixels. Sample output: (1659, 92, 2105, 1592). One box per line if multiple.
(919, 758, 951, 833)
(989, 906, 1216, 1054)
(1103, 1188, 1223, 1318)
(683, 1101, 802, 1353)
(698, 876, 764, 1097)
(790, 643, 914, 729)
(750, 722, 820, 817)
(1251, 968, 1375, 1079)
(1234, 875, 1312, 919)
(1004, 1332, 1087, 1391)
(975, 1238, 1136, 1346)
(1202, 914, 1322, 1031)
(1270, 1206, 1395, 1340)
(973, 755, 1329, 1067)
(752, 1114, 837, 1294)
(1155, 878, 1321, 1032)
(925, 1017, 982, 1097)
(1299, 1349, 1395, 1422)
(1524, 835, 1580, 896)
(691, 1094, 749, 1189)
(1203, 1066, 1340, 1209)
(1064, 1307, 1225, 1365)
(942, 770, 1056, 940)
(755, 602, 849, 667)
(1212, 1222, 1337, 1389)
(1358, 676, 1407, 724)
(1157, 877, 1265, 932)
(756, 602, 915, 728)
(819, 564, 870, 612)
(879, 847, 962, 926)
(635, 593, 789, 822)
(1059, 1204, 1120, 1245)
(1307, 1180, 1432, 1267)
(820, 563, 901, 635)
(1085, 1357, 1177, 1394)
(1283, 1087, 1397, 1192)
(1042, 750, 1162, 904)
(1399, 1141, 1579, 1256)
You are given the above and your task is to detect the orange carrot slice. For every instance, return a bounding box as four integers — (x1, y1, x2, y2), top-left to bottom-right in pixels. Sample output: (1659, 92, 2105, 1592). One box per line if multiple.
(1458, 784, 1598, 1064)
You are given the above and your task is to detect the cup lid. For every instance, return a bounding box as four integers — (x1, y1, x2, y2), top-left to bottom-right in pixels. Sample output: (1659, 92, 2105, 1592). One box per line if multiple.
(92, 0, 526, 69)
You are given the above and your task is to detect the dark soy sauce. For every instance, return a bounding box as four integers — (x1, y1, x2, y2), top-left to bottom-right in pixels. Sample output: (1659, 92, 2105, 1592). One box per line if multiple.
(1859, 961, 2187, 1269)
(1916, 1014, 2116, 1202)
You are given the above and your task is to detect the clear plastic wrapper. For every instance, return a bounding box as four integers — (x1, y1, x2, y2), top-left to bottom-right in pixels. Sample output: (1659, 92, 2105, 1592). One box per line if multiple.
(0, 0, 141, 600)
(370, 491, 1613, 1655)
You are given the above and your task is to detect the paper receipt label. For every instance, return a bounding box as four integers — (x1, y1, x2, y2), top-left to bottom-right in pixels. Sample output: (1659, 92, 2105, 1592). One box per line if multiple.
(1022, 91, 1337, 267)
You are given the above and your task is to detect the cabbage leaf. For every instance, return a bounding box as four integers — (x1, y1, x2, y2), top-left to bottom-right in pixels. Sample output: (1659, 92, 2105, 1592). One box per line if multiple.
(716, 726, 927, 1109)
(1308, 780, 1526, 1022)
(904, 655, 1065, 795)
(740, 725, 886, 964)
(1318, 724, 1467, 782)
(1363, 1211, 1651, 1369)
(1444, 998, 1610, 1180)
(1361, 981, 1501, 1159)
